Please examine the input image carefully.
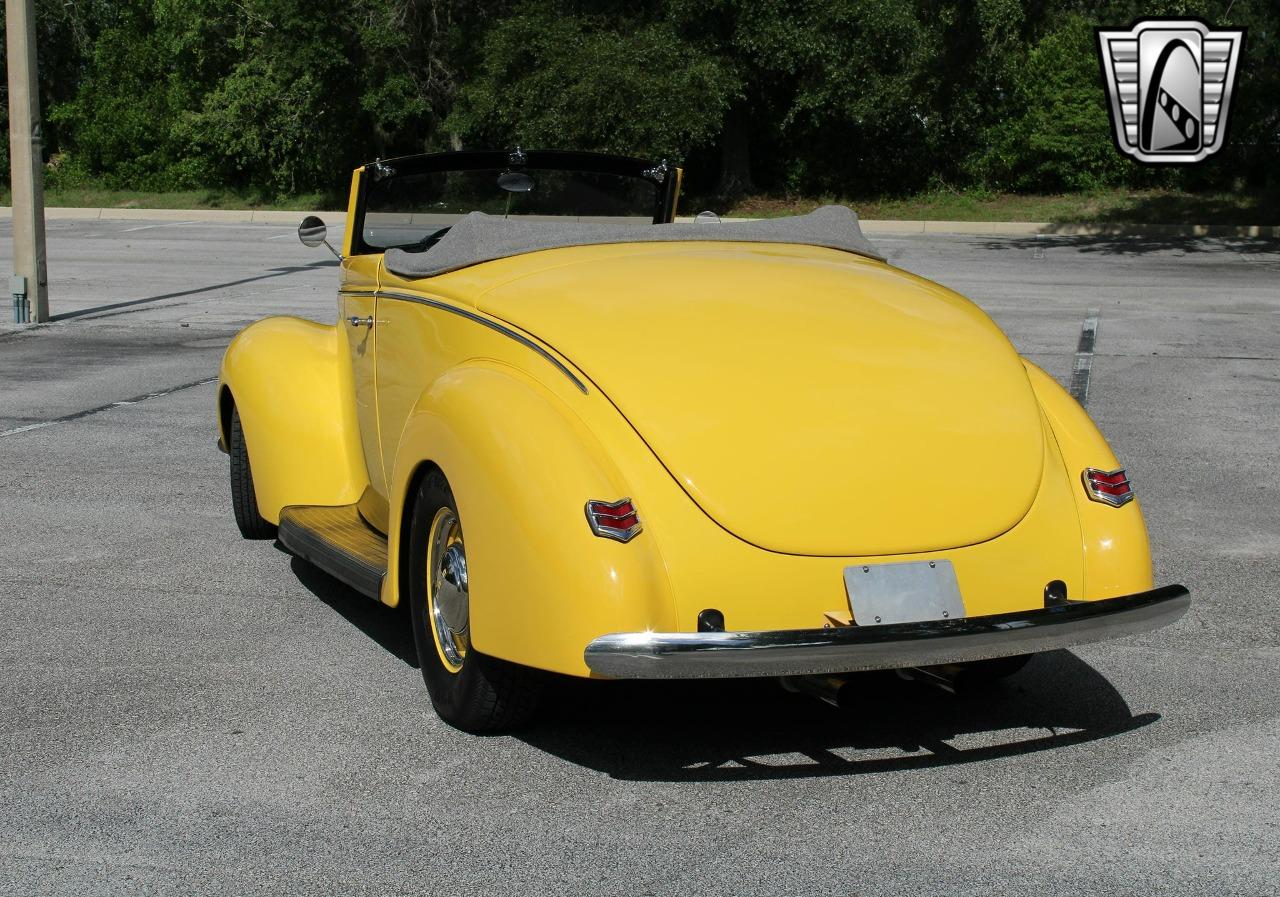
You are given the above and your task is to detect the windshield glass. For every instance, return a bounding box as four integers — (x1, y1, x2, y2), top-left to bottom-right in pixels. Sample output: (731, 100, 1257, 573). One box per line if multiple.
(362, 164, 664, 251)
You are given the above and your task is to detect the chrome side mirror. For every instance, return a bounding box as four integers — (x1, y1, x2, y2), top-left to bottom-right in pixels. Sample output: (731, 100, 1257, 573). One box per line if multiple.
(298, 215, 341, 259)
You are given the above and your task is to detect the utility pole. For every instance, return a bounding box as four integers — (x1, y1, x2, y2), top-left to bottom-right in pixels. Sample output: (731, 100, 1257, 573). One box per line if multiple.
(6, 0, 48, 323)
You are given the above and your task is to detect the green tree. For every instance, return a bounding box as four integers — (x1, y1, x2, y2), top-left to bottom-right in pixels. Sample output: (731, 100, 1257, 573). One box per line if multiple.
(973, 14, 1132, 191)
(446, 4, 738, 162)
(20, 0, 1280, 200)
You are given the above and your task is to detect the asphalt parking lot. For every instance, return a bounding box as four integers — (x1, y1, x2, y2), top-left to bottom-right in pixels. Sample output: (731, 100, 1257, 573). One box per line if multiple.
(1, 218, 1278, 896)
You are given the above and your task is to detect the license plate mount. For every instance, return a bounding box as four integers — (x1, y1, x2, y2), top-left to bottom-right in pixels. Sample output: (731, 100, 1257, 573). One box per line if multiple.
(844, 560, 965, 626)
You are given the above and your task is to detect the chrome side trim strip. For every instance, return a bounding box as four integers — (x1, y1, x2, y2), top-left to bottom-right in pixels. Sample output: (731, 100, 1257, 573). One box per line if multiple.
(373, 289, 589, 394)
(583, 585, 1191, 679)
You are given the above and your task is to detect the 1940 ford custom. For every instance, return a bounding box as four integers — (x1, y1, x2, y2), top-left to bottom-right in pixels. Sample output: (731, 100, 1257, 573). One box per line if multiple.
(217, 149, 1189, 731)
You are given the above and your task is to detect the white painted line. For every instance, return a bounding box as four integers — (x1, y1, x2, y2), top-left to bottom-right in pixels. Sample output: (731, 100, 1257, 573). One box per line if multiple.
(0, 420, 56, 437)
(0, 378, 218, 438)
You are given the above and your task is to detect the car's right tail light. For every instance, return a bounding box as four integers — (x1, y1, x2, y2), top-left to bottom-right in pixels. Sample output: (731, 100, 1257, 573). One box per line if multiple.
(585, 498, 643, 542)
(1082, 468, 1134, 507)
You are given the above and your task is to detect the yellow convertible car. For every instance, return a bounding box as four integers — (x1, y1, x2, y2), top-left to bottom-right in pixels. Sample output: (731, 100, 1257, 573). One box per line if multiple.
(217, 149, 1189, 731)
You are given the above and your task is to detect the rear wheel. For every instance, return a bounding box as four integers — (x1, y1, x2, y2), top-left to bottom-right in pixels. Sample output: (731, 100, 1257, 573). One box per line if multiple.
(228, 406, 276, 540)
(407, 469, 542, 732)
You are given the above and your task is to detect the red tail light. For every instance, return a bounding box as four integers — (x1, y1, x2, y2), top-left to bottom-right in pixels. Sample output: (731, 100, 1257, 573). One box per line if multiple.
(586, 498, 643, 542)
(1082, 468, 1134, 507)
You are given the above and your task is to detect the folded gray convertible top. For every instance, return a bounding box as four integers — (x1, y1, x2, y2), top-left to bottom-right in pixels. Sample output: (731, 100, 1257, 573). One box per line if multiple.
(383, 204, 883, 278)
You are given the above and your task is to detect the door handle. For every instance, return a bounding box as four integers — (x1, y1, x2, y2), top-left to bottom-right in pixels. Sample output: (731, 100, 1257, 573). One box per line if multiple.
(346, 315, 374, 328)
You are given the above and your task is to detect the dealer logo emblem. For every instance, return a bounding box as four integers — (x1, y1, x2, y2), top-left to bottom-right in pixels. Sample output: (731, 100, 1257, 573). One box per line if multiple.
(1096, 19, 1245, 164)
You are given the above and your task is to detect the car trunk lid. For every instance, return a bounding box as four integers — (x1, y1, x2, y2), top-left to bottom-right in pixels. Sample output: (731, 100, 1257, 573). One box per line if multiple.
(476, 243, 1045, 557)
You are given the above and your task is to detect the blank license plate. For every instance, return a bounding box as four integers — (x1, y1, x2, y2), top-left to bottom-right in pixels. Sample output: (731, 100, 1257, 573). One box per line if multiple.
(844, 560, 966, 626)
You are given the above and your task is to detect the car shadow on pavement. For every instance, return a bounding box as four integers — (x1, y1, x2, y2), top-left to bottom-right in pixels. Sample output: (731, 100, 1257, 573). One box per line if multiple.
(518, 651, 1157, 782)
(289, 556, 418, 667)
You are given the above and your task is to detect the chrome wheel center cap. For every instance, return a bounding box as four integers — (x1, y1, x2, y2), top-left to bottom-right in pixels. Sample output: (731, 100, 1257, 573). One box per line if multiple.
(428, 509, 470, 668)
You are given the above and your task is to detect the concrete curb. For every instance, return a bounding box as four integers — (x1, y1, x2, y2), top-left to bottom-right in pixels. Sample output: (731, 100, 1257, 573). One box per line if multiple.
(858, 220, 1280, 238)
(0, 206, 1274, 237)
(701, 217, 1279, 238)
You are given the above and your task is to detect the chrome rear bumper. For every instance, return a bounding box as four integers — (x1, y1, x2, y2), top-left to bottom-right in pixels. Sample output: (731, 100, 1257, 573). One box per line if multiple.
(583, 585, 1190, 679)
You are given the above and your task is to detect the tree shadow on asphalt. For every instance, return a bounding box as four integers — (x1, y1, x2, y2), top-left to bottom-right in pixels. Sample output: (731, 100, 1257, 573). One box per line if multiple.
(517, 651, 1157, 782)
(1079, 189, 1280, 227)
(289, 556, 418, 667)
(974, 233, 1280, 257)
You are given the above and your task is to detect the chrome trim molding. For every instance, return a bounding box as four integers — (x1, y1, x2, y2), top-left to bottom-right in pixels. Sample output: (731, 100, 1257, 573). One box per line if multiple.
(374, 290, 589, 394)
(583, 585, 1191, 679)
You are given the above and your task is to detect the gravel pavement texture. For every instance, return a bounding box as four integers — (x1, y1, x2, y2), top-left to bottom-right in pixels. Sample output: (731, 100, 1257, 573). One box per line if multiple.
(1, 219, 1278, 896)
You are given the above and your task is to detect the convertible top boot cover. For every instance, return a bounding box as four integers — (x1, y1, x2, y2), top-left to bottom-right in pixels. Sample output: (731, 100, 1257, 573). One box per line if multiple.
(475, 242, 1046, 557)
(383, 205, 884, 278)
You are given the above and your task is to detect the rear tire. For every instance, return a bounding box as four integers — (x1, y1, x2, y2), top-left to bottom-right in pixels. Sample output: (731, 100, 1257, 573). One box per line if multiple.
(407, 469, 542, 733)
(228, 406, 277, 540)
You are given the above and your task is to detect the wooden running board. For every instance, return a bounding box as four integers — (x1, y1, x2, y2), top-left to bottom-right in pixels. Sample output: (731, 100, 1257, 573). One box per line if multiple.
(278, 504, 388, 599)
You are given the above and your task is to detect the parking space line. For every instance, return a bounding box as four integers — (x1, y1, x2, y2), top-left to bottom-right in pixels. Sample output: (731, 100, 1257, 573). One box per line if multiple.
(1069, 309, 1100, 406)
(0, 377, 217, 438)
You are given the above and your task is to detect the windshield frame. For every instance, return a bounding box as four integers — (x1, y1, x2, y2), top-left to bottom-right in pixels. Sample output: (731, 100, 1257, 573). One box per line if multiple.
(350, 149, 681, 256)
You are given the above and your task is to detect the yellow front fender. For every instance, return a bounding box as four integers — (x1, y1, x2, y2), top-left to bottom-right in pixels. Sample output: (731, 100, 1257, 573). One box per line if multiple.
(1024, 361, 1153, 599)
(384, 360, 676, 676)
(218, 317, 366, 522)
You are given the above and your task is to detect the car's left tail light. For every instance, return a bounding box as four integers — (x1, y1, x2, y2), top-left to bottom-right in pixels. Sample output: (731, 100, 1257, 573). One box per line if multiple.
(1082, 468, 1134, 507)
(585, 498, 643, 542)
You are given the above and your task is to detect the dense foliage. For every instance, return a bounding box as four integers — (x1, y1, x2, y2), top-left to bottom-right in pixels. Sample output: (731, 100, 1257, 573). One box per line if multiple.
(1, 0, 1275, 200)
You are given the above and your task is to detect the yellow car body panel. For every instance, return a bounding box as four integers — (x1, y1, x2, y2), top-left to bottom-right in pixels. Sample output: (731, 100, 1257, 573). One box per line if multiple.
(221, 170, 1165, 679)
(383, 360, 678, 672)
(217, 316, 366, 522)
(216, 236, 381, 524)
(356, 248, 1132, 677)
(1023, 361, 1154, 599)
(474, 243, 1045, 557)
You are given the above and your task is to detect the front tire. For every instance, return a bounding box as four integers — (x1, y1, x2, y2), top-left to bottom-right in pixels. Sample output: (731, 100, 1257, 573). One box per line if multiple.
(407, 469, 542, 732)
(228, 406, 276, 540)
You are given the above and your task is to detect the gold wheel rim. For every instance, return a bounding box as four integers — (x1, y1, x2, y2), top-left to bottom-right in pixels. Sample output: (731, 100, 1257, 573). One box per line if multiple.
(426, 506, 469, 673)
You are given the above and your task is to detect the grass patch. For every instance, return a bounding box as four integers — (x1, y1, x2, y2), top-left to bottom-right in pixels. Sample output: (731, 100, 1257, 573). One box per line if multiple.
(718, 187, 1278, 224)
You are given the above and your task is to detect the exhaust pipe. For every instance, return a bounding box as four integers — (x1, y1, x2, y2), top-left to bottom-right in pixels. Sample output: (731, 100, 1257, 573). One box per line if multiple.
(895, 665, 960, 695)
(779, 674, 849, 708)
(783, 665, 966, 709)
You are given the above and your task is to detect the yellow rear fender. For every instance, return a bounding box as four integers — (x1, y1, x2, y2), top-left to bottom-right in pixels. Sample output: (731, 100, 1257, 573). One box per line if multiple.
(217, 316, 367, 523)
(384, 360, 676, 676)
(1023, 360, 1153, 599)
